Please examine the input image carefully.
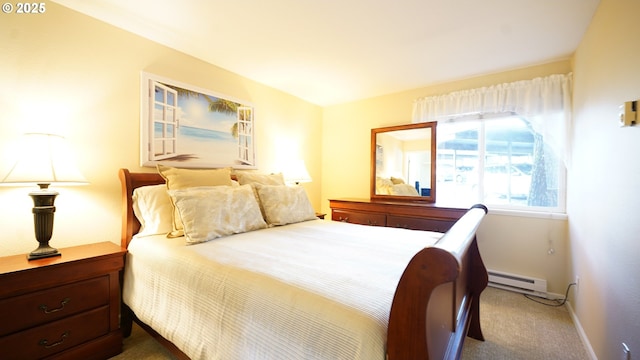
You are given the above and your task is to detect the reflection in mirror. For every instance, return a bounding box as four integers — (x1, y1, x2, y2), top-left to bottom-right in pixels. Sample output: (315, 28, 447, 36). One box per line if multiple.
(371, 122, 436, 203)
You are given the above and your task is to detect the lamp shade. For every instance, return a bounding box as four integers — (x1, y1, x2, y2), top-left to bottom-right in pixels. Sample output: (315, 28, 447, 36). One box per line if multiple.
(283, 159, 312, 185)
(0, 133, 87, 186)
(0, 133, 87, 260)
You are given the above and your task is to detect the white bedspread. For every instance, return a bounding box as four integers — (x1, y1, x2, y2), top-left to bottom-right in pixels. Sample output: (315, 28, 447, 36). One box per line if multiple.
(123, 219, 442, 360)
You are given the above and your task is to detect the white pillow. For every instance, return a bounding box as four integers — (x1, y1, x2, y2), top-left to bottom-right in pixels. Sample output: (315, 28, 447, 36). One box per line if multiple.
(390, 183, 420, 196)
(168, 184, 267, 245)
(376, 176, 394, 195)
(132, 184, 174, 236)
(256, 185, 316, 226)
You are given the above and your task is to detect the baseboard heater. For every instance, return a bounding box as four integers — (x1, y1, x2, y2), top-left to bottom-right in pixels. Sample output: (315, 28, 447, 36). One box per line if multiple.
(487, 269, 548, 298)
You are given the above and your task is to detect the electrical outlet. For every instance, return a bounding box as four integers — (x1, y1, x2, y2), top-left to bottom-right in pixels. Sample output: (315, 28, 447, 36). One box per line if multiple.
(623, 343, 630, 360)
(575, 276, 580, 292)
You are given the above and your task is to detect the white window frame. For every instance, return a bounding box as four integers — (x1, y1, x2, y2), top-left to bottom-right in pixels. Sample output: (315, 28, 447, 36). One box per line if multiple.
(436, 114, 567, 215)
(236, 106, 254, 166)
(149, 81, 179, 161)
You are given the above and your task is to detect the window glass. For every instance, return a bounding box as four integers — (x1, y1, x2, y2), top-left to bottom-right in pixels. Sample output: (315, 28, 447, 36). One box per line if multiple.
(436, 115, 564, 212)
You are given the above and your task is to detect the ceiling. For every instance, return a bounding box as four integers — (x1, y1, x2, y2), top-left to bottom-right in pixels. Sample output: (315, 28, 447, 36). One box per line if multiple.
(52, 0, 599, 106)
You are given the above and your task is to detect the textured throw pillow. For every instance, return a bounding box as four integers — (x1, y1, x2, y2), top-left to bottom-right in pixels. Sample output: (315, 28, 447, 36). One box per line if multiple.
(256, 185, 316, 226)
(157, 165, 233, 237)
(235, 172, 285, 186)
(132, 184, 174, 236)
(376, 177, 394, 195)
(390, 183, 420, 196)
(168, 185, 267, 245)
(236, 172, 286, 220)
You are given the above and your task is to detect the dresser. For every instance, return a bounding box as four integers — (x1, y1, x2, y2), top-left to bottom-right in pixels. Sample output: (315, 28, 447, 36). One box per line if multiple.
(329, 198, 467, 232)
(0, 242, 126, 360)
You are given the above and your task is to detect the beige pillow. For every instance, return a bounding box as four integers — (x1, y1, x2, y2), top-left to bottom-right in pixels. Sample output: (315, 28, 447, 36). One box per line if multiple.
(256, 185, 316, 226)
(157, 165, 233, 237)
(376, 177, 394, 195)
(236, 172, 285, 220)
(390, 176, 405, 185)
(235, 172, 285, 186)
(390, 183, 420, 196)
(168, 185, 267, 245)
(132, 184, 174, 236)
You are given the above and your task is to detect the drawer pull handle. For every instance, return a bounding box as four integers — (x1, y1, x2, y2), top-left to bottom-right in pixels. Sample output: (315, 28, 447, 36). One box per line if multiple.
(39, 297, 70, 314)
(39, 330, 69, 349)
(339, 217, 349, 222)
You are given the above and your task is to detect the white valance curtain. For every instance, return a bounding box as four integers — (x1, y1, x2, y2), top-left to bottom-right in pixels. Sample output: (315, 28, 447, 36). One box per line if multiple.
(412, 73, 573, 165)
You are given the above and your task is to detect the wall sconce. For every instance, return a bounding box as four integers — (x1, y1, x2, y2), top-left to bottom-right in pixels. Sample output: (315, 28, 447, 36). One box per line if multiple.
(283, 159, 312, 185)
(0, 133, 87, 260)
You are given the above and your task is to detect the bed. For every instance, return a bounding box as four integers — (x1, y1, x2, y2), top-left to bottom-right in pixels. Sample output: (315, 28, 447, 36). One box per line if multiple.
(118, 167, 488, 360)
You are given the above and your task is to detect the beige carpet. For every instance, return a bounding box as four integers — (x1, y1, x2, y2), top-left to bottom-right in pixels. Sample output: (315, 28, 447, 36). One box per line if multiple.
(111, 324, 178, 360)
(111, 287, 588, 359)
(461, 287, 588, 359)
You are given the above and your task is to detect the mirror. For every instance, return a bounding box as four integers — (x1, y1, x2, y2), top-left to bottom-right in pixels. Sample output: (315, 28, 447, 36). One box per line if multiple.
(371, 122, 436, 203)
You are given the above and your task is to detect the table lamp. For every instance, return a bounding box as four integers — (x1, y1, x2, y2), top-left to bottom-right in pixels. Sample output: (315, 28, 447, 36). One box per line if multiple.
(283, 159, 312, 185)
(0, 133, 88, 260)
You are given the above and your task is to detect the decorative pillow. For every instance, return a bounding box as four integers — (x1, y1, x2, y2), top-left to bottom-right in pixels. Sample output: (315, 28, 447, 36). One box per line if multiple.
(256, 185, 316, 226)
(157, 165, 233, 237)
(390, 176, 405, 185)
(168, 185, 267, 245)
(235, 172, 285, 186)
(236, 172, 285, 220)
(132, 184, 174, 236)
(158, 164, 233, 188)
(376, 176, 394, 195)
(390, 183, 420, 196)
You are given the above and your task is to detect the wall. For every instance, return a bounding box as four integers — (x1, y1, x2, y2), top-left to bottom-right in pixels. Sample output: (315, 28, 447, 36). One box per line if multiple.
(321, 61, 572, 295)
(4, 3, 632, 358)
(570, 0, 640, 358)
(0, 2, 322, 256)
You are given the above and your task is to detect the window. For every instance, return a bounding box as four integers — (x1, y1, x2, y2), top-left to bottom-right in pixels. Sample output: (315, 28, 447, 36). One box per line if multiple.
(413, 73, 572, 214)
(436, 114, 565, 212)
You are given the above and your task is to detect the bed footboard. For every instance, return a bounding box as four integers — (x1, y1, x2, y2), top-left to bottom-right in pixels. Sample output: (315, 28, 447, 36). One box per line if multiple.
(387, 204, 488, 360)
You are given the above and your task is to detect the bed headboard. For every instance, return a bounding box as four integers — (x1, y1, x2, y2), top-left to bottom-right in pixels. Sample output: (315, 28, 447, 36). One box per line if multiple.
(119, 168, 243, 248)
(119, 168, 165, 248)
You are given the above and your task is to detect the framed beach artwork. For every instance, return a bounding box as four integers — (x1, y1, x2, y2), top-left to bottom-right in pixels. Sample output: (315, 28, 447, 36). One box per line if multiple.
(140, 72, 256, 169)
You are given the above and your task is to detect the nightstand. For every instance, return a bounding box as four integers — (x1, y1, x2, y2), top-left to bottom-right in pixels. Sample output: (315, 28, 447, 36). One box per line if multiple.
(0, 242, 126, 360)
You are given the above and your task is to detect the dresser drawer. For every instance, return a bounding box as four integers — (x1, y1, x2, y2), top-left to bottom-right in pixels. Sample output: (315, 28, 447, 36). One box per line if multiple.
(0, 275, 109, 336)
(387, 215, 455, 232)
(0, 305, 110, 360)
(332, 209, 386, 226)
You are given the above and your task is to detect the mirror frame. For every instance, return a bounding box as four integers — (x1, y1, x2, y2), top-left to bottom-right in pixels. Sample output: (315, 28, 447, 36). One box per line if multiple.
(370, 122, 437, 203)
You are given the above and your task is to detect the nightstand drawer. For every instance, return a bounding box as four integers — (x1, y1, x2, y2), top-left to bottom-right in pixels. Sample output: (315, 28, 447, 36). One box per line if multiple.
(0, 305, 110, 360)
(0, 275, 109, 336)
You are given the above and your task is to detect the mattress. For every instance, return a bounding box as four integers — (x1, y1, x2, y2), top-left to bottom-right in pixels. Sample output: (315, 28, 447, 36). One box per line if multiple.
(123, 219, 442, 360)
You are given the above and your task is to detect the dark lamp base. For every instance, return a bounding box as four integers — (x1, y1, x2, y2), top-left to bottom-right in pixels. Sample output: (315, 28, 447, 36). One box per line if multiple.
(28, 186, 60, 261)
(28, 243, 61, 260)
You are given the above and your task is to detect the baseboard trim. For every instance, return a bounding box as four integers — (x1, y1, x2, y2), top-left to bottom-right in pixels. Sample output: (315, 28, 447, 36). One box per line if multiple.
(565, 300, 598, 360)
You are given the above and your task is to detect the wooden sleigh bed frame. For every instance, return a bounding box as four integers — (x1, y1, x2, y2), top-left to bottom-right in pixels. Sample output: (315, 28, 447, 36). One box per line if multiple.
(118, 168, 489, 360)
